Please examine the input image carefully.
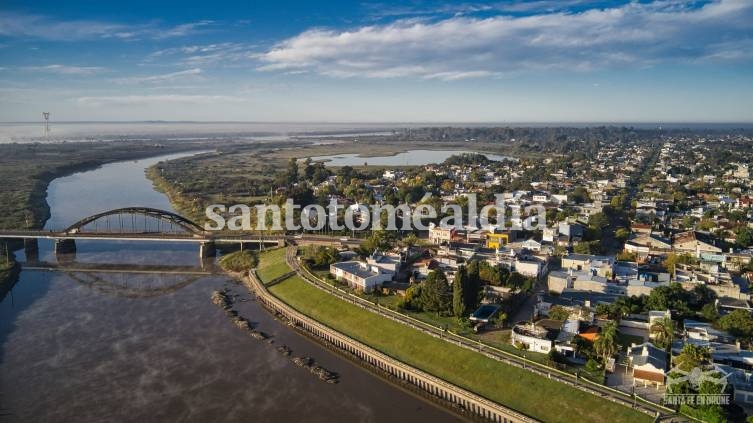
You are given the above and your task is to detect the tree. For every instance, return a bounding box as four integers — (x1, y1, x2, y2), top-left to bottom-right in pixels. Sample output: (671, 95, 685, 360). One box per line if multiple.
(736, 226, 753, 248)
(549, 305, 571, 321)
(400, 284, 422, 310)
(718, 309, 753, 340)
(645, 283, 691, 315)
(701, 303, 720, 322)
(303, 157, 315, 179)
(420, 269, 451, 314)
(664, 252, 679, 276)
(505, 272, 535, 291)
(286, 157, 299, 185)
(594, 321, 619, 364)
(615, 227, 631, 243)
(361, 230, 396, 253)
(673, 344, 711, 372)
(588, 212, 609, 230)
(465, 261, 482, 311)
(400, 233, 419, 249)
(649, 317, 674, 350)
(453, 266, 468, 318)
(573, 240, 600, 255)
(304, 245, 339, 267)
(571, 186, 590, 204)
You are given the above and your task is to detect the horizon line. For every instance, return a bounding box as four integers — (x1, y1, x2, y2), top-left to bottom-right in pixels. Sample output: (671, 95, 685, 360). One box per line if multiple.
(2, 120, 753, 126)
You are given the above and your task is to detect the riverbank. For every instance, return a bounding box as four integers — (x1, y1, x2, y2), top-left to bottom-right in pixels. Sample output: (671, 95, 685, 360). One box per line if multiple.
(252, 249, 651, 423)
(0, 140, 224, 231)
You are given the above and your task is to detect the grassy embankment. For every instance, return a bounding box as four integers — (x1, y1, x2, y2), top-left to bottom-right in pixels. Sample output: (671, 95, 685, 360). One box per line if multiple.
(257, 252, 651, 423)
(256, 248, 292, 283)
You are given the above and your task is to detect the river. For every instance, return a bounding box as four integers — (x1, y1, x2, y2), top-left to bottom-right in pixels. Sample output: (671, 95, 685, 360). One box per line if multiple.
(0, 153, 461, 422)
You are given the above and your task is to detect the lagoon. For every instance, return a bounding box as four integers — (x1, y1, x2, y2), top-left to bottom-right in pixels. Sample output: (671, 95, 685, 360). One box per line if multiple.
(307, 149, 514, 167)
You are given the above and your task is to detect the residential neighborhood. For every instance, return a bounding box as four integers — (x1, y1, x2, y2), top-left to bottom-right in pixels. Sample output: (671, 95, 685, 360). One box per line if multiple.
(287, 132, 753, 421)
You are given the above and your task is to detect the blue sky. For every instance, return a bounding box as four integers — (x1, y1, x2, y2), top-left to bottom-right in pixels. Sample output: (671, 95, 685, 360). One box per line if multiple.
(0, 0, 751, 122)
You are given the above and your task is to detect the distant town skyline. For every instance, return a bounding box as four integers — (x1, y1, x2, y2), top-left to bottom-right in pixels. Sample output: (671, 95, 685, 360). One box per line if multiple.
(1, 0, 752, 122)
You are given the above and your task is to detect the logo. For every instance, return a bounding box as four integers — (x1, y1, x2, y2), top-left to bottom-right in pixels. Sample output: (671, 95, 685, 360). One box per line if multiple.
(664, 364, 731, 406)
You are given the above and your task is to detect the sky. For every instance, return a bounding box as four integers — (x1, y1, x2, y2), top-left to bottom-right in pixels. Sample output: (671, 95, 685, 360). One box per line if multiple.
(0, 0, 751, 123)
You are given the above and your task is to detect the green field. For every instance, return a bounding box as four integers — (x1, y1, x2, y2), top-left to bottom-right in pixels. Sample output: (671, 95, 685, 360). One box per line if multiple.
(262, 254, 650, 423)
(256, 248, 292, 283)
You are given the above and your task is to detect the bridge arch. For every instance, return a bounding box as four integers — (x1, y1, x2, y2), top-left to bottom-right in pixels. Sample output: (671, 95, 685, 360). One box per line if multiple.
(64, 207, 205, 235)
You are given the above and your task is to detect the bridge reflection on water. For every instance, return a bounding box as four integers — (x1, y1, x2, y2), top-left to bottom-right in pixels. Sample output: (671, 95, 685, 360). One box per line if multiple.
(12, 248, 218, 300)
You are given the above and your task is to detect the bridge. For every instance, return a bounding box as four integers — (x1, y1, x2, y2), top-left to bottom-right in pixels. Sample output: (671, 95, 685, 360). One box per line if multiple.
(0, 207, 366, 264)
(0, 207, 287, 260)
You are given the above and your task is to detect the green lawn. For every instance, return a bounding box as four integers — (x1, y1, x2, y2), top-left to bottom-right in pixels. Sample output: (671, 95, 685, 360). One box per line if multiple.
(256, 248, 292, 283)
(268, 275, 650, 423)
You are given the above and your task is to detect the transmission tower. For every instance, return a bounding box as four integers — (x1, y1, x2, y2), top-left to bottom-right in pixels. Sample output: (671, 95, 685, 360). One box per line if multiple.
(42, 112, 50, 137)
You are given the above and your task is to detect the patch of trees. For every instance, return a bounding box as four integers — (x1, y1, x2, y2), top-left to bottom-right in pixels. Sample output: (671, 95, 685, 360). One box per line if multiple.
(667, 344, 729, 423)
(302, 245, 339, 268)
(443, 153, 491, 166)
(218, 250, 259, 272)
(402, 266, 482, 318)
(476, 261, 534, 291)
(718, 310, 753, 342)
(595, 283, 716, 320)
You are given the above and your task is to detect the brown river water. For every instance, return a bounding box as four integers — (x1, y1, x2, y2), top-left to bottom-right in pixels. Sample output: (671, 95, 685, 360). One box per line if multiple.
(0, 152, 462, 423)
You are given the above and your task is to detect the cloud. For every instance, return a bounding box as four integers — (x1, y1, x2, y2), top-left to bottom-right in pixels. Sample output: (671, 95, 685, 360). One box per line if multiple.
(0, 12, 213, 41)
(147, 43, 254, 66)
(114, 68, 204, 84)
(23, 64, 106, 75)
(259, 0, 753, 80)
(75, 94, 248, 106)
(151, 20, 215, 39)
(361, 0, 599, 21)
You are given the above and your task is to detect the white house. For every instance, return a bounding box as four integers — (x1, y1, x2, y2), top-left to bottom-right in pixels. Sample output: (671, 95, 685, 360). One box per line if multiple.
(628, 342, 668, 387)
(330, 261, 394, 292)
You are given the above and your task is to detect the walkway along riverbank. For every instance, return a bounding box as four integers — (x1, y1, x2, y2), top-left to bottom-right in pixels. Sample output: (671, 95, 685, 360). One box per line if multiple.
(243, 268, 539, 423)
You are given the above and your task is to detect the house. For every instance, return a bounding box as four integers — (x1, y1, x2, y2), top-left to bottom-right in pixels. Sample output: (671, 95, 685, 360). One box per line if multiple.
(330, 261, 394, 292)
(673, 231, 722, 257)
(547, 269, 612, 294)
(558, 221, 584, 242)
(511, 319, 582, 357)
(630, 223, 653, 235)
(411, 258, 437, 280)
(520, 238, 543, 252)
(561, 254, 615, 277)
(486, 232, 510, 249)
(626, 233, 672, 258)
(515, 256, 548, 279)
(543, 226, 558, 243)
(628, 342, 668, 387)
(429, 223, 456, 245)
(551, 194, 568, 204)
(366, 250, 401, 273)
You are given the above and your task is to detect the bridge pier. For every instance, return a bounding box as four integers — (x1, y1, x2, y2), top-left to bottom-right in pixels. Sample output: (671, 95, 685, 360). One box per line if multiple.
(199, 241, 216, 261)
(54, 239, 76, 264)
(23, 238, 39, 263)
(54, 239, 77, 254)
